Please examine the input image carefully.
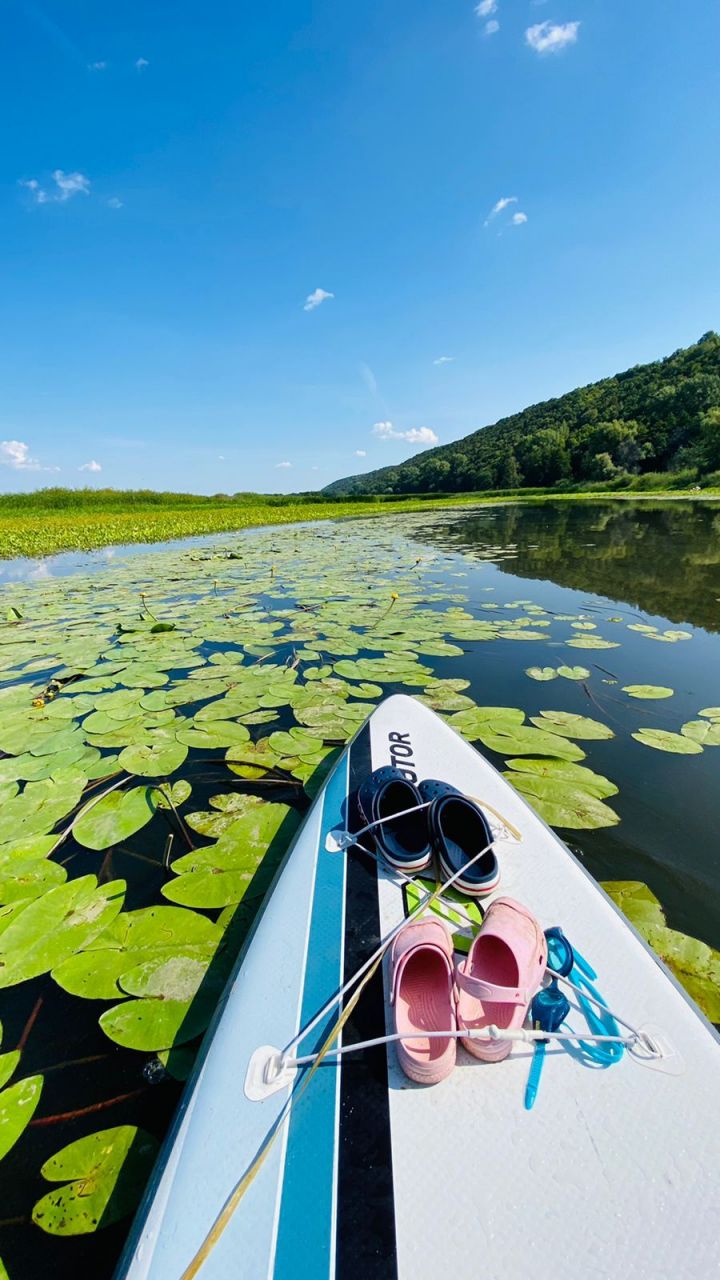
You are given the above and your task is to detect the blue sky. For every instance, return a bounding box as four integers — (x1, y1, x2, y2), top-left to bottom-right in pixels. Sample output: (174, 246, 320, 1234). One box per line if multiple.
(1, 1, 718, 494)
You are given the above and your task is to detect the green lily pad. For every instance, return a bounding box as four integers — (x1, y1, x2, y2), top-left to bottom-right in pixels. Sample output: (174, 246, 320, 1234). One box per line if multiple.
(632, 729, 703, 755)
(681, 720, 720, 746)
(175, 721, 251, 750)
(565, 636, 620, 650)
(698, 707, 720, 721)
(622, 686, 674, 699)
(556, 666, 591, 680)
(153, 780, 192, 810)
(31, 1126, 159, 1235)
(504, 772, 619, 829)
(529, 711, 614, 740)
(0, 877, 126, 988)
(0, 1051, 20, 1091)
(525, 667, 558, 682)
(73, 787, 157, 850)
(503, 757, 618, 799)
(0, 1074, 43, 1162)
(0, 858, 67, 905)
(118, 739, 188, 778)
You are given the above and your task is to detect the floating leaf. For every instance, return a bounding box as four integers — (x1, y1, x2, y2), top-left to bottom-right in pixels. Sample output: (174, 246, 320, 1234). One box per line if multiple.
(504, 757, 618, 798)
(0, 1074, 43, 1162)
(73, 787, 156, 851)
(0, 858, 66, 905)
(0, 877, 125, 988)
(556, 665, 591, 680)
(0, 1051, 20, 1091)
(632, 729, 703, 755)
(175, 721, 250, 750)
(622, 685, 674, 699)
(698, 707, 720, 721)
(566, 636, 620, 650)
(505, 772, 619, 829)
(525, 667, 558, 682)
(529, 711, 614, 740)
(153, 779, 192, 810)
(118, 739, 188, 777)
(681, 720, 720, 746)
(31, 1126, 159, 1235)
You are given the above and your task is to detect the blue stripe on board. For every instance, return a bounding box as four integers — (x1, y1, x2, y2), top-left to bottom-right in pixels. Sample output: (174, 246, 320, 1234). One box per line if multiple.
(272, 751, 349, 1280)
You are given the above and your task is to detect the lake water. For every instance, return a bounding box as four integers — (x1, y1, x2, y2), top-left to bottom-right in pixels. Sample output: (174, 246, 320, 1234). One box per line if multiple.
(0, 498, 718, 1278)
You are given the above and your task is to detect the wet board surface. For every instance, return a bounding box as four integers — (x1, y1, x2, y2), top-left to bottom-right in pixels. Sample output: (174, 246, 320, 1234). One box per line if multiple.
(118, 694, 720, 1280)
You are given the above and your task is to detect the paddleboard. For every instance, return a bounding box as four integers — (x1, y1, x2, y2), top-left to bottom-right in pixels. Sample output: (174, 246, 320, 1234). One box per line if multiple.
(118, 694, 720, 1280)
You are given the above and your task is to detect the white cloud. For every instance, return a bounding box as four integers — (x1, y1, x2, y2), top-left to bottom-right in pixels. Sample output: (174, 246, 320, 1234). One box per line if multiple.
(525, 20, 580, 54)
(474, 0, 496, 15)
(433, 355, 455, 366)
(354, 449, 367, 457)
(303, 287, 334, 312)
(0, 440, 58, 472)
(89, 61, 106, 70)
(484, 19, 500, 35)
(484, 195, 516, 226)
(21, 171, 90, 205)
(107, 197, 123, 209)
(135, 57, 149, 70)
(405, 427, 439, 445)
(511, 211, 528, 225)
(372, 422, 439, 446)
(52, 170, 90, 201)
(275, 461, 292, 469)
(79, 460, 102, 472)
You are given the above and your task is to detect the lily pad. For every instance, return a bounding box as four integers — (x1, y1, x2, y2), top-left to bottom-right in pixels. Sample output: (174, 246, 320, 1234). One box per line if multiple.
(681, 720, 720, 746)
(556, 666, 591, 680)
(632, 729, 703, 755)
(118, 739, 188, 778)
(31, 1126, 159, 1235)
(529, 711, 614, 740)
(525, 667, 558, 682)
(622, 686, 674, 699)
(0, 1074, 43, 1162)
(0, 877, 126, 988)
(504, 772, 619, 829)
(73, 787, 157, 850)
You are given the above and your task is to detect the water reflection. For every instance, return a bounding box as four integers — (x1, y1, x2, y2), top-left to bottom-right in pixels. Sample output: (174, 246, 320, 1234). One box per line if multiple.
(412, 501, 720, 633)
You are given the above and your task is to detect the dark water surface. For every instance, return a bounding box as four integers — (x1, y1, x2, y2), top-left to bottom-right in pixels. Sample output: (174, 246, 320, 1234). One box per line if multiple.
(0, 498, 718, 1278)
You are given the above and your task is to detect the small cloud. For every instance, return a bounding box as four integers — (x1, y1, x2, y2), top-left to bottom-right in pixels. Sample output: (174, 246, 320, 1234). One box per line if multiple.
(218, 455, 225, 460)
(0, 440, 56, 471)
(21, 171, 90, 205)
(52, 170, 90, 201)
(310, 466, 320, 471)
(135, 57, 149, 70)
(79, 460, 102, 472)
(275, 461, 292, 469)
(354, 449, 367, 457)
(433, 355, 455, 366)
(474, 0, 497, 15)
(484, 19, 500, 35)
(89, 61, 107, 70)
(372, 422, 439, 446)
(484, 195, 516, 226)
(303, 287, 334, 312)
(511, 211, 528, 225)
(107, 197, 123, 209)
(525, 21, 580, 54)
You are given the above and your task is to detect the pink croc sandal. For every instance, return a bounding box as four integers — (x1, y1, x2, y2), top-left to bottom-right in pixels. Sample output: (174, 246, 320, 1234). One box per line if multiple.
(390, 919, 456, 1085)
(455, 898, 547, 1062)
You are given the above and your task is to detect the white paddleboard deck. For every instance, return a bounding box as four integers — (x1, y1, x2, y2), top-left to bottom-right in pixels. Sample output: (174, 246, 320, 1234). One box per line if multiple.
(119, 695, 720, 1280)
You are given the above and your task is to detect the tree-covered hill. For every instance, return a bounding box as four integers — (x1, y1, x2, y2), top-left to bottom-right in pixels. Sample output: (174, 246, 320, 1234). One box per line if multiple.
(324, 333, 720, 495)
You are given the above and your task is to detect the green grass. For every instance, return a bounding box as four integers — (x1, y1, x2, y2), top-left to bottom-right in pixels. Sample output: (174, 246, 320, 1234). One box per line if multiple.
(1, 485, 719, 560)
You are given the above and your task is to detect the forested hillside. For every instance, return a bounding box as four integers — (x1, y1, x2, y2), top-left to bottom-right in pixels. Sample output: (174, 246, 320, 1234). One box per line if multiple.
(325, 333, 720, 495)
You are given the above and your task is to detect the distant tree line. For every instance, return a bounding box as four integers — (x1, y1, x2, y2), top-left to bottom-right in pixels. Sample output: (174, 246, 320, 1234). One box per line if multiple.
(324, 332, 720, 495)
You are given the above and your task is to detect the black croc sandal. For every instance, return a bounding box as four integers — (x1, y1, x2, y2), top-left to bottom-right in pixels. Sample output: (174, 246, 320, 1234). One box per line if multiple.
(356, 766, 433, 873)
(419, 779, 499, 897)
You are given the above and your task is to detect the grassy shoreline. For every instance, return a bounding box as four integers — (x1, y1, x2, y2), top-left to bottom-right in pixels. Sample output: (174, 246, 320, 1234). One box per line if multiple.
(1, 487, 719, 560)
